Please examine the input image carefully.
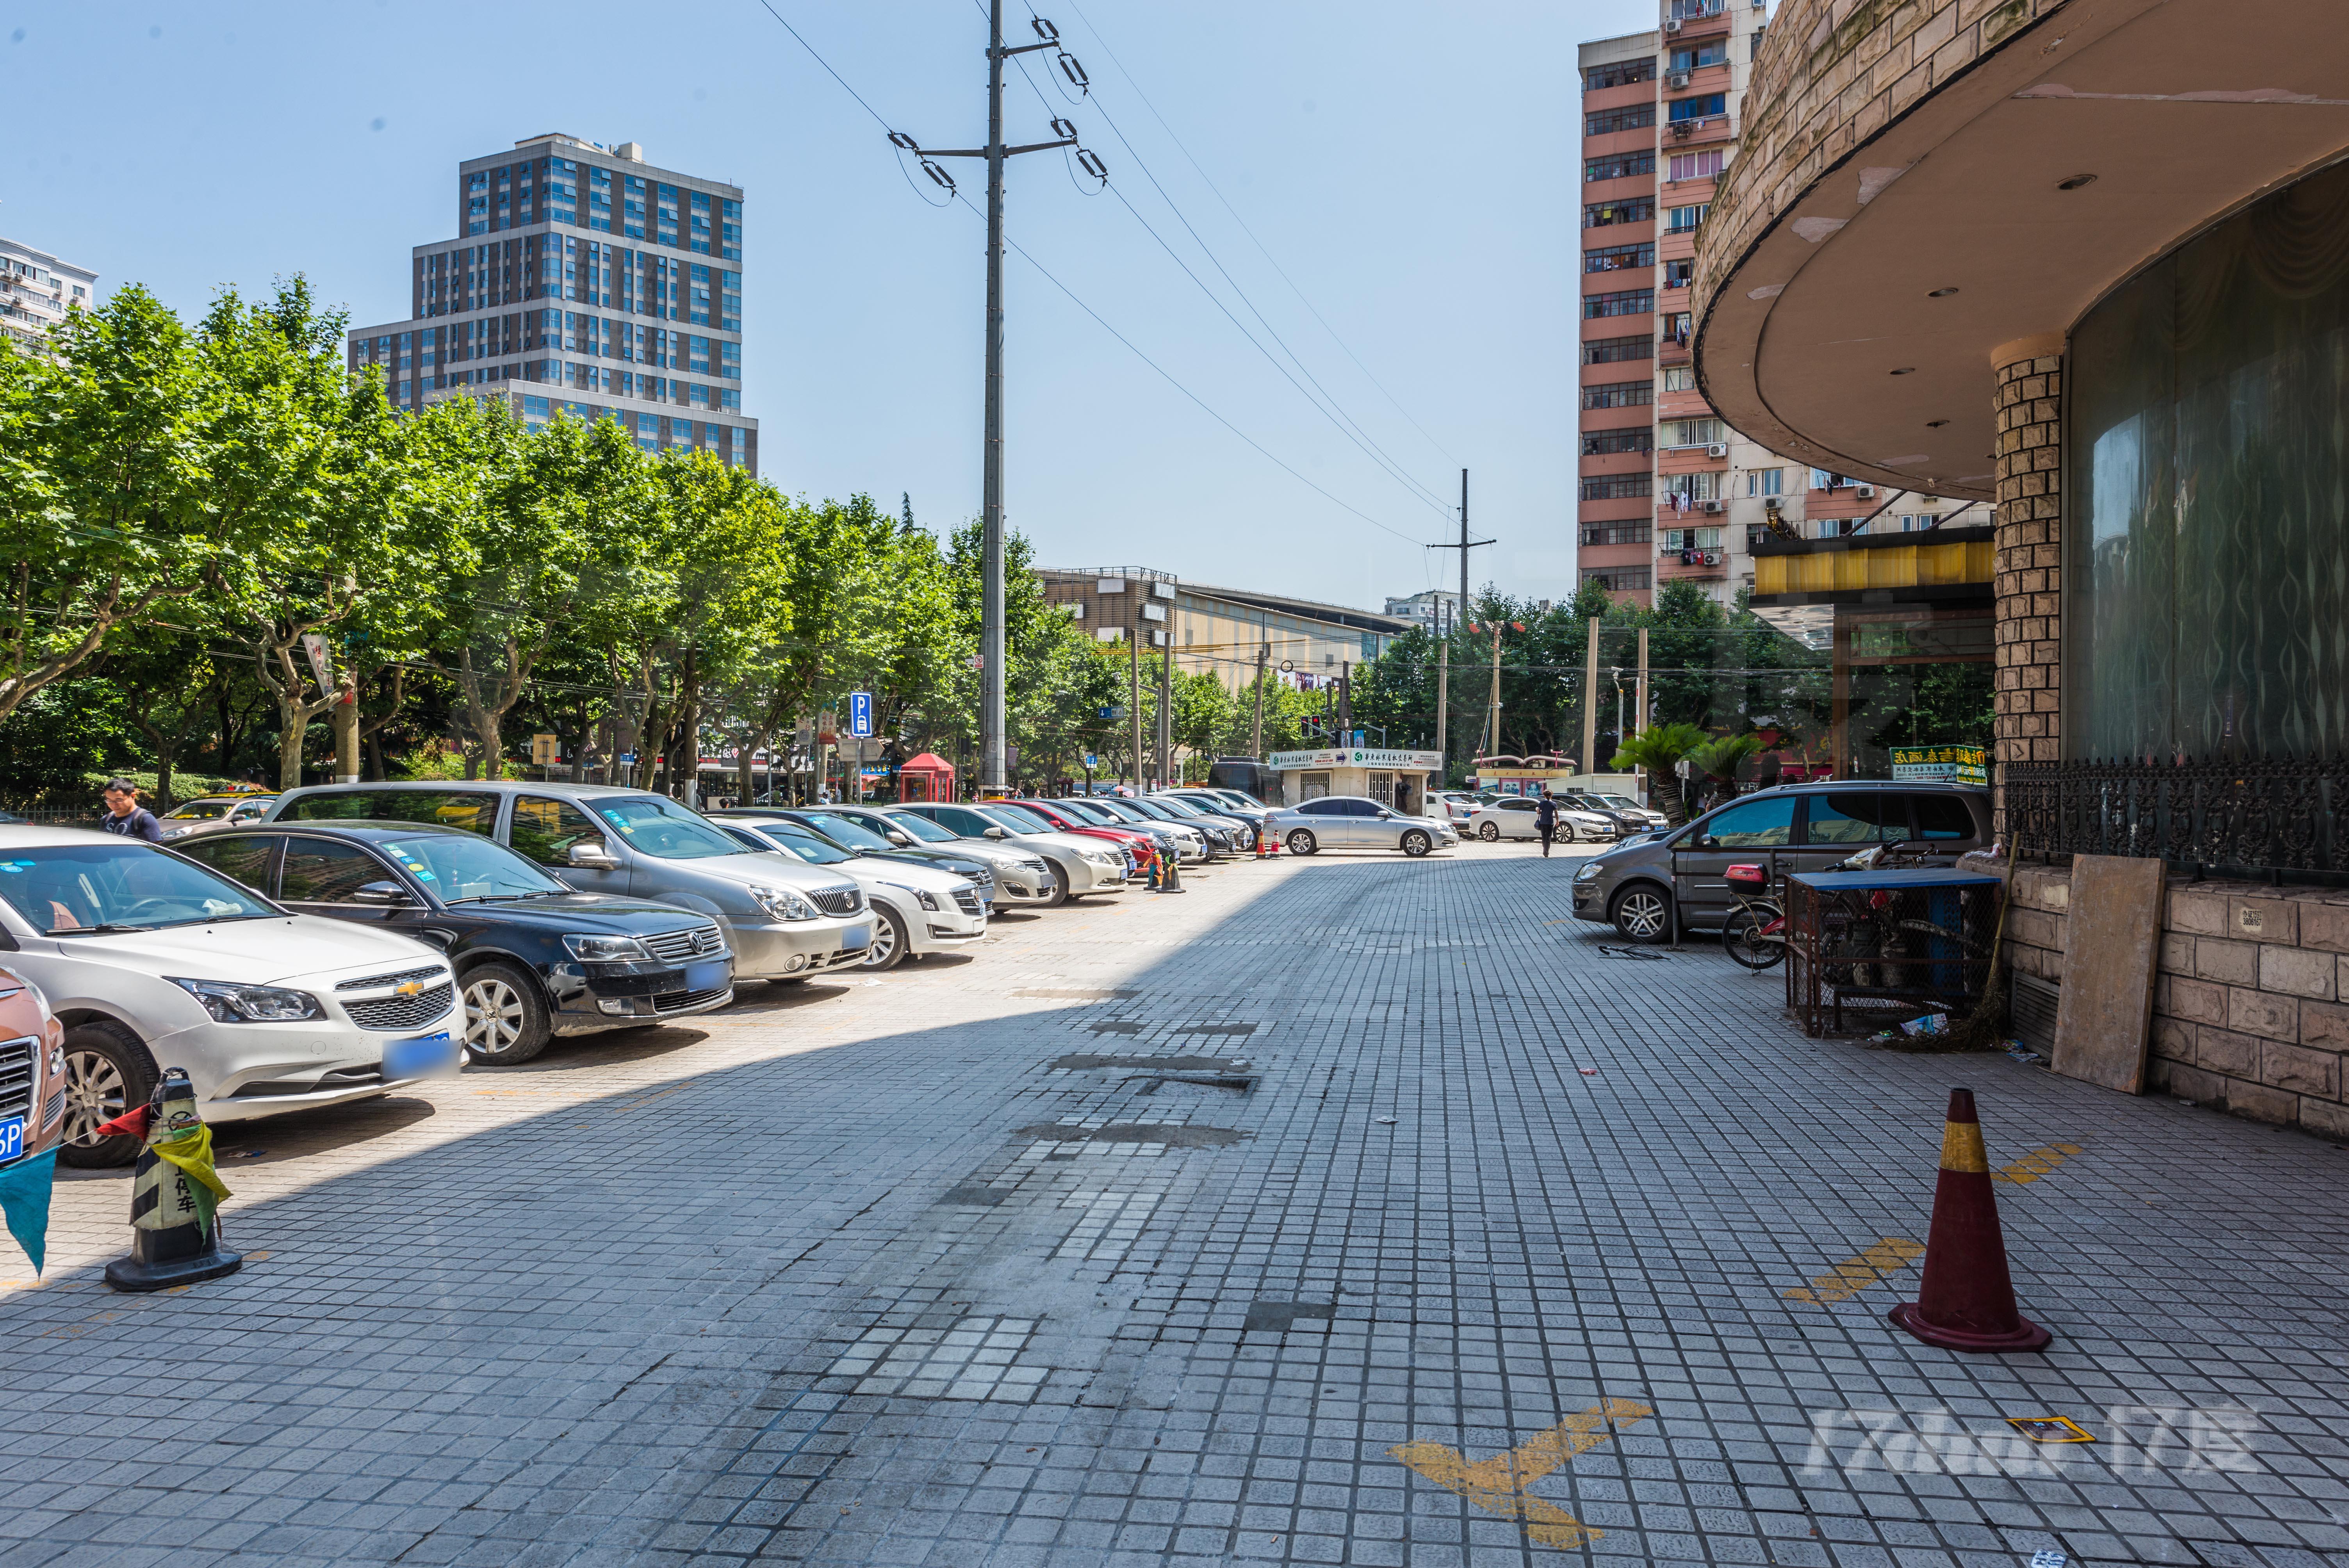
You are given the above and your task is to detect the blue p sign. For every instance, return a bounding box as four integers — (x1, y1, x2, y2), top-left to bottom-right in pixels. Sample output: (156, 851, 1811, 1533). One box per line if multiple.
(847, 691, 874, 738)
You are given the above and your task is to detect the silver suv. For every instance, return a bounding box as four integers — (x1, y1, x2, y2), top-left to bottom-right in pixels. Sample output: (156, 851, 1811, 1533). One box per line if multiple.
(267, 783, 874, 982)
(1568, 780, 1991, 941)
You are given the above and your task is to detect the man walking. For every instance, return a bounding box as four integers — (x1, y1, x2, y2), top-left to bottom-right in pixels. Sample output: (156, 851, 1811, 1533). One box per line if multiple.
(1534, 788, 1558, 858)
(100, 778, 163, 843)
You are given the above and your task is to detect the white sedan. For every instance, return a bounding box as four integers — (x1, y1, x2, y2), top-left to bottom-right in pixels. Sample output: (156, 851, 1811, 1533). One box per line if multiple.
(1466, 798, 1618, 843)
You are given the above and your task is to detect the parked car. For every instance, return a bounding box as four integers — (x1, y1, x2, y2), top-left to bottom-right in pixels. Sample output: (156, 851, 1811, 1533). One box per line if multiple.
(1562, 790, 1668, 833)
(1427, 791, 1482, 823)
(1205, 757, 1277, 801)
(891, 803, 1133, 900)
(821, 805, 1061, 908)
(0, 825, 464, 1167)
(1466, 797, 1618, 843)
(1148, 792, 1262, 851)
(998, 799, 1161, 877)
(1265, 796, 1460, 857)
(265, 783, 873, 984)
(1569, 780, 1993, 940)
(1092, 795, 1225, 859)
(706, 814, 985, 972)
(155, 794, 279, 843)
(0, 966, 66, 1176)
(1050, 796, 1206, 863)
(173, 821, 734, 1064)
(772, 808, 1003, 900)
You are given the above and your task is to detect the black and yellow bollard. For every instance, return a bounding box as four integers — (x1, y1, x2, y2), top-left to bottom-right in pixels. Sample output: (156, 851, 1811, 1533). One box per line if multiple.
(103, 1068, 241, 1293)
(1161, 848, 1184, 893)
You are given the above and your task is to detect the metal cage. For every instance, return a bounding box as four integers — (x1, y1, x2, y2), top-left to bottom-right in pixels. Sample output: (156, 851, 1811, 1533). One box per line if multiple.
(1782, 869, 2003, 1037)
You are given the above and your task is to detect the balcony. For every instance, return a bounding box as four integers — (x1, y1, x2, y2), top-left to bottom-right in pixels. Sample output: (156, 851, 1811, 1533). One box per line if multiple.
(1657, 547, 1729, 581)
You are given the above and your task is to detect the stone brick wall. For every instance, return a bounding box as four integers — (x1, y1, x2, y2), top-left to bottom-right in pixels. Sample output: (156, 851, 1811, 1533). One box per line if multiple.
(1988, 857, 2349, 1139)
(1993, 350, 2062, 831)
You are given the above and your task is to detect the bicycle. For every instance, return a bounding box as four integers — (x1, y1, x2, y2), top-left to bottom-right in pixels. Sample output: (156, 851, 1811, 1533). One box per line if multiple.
(1720, 862, 1786, 970)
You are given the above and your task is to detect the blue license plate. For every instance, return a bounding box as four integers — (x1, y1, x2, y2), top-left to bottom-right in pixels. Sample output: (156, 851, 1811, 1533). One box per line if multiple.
(0, 1117, 20, 1162)
(839, 923, 871, 952)
(684, 959, 731, 993)
(383, 1032, 460, 1081)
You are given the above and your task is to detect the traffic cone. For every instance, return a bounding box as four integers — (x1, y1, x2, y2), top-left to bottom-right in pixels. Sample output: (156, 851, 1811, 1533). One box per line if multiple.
(1887, 1088, 2051, 1352)
(103, 1068, 242, 1293)
(1162, 848, 1185, 893)
(1145, 853, 1161, 892)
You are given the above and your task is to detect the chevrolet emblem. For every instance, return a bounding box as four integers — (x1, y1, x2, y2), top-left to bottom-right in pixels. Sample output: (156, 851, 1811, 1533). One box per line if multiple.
(392, 980, 424, 998)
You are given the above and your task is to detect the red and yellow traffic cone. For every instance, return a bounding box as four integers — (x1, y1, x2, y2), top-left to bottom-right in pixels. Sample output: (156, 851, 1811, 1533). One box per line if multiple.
(1887, 1088, 2051, 1352)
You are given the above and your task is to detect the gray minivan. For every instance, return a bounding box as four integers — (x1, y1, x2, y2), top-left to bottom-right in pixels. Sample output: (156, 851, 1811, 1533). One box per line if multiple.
(1568, 780, 1991, 940)
(267, 782, 874, 982)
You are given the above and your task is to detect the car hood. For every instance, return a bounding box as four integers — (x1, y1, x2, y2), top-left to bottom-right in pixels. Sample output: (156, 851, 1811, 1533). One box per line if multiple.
(1011, 830, 1126, 859)
(436, 893, 721, 931)
(44, 916, 441, 987)
(838, 858, 970, 894)
(659, 850, 862, 900)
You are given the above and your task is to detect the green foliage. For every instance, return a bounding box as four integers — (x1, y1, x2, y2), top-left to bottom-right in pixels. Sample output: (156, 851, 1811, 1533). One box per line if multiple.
(1610, 721, 1709, 824)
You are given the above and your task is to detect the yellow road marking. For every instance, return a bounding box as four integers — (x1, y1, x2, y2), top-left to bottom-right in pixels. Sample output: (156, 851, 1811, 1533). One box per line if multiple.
(1388, 1398, 1650, 1548)
(1783, 1237, 1923, 1304)
(1992, 1142, 2083, 1184)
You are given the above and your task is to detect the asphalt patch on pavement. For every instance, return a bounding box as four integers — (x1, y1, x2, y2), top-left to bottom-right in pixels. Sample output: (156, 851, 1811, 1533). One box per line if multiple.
(1242, 1300, 1335, 1333)
(1014, 987, 1139, 1000)
(1010, 1122, 1247, 1147)
(1049, 1054, 1245, 1073)
(1087, 1021, 1146, 1035)
(938, 1186, 1011, 1206)
(1170, 1022, 1262, 1036)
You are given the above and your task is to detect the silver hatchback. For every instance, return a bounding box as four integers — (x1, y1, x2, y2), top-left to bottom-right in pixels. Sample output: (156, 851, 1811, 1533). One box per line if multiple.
(1266, 796, 1460, 858)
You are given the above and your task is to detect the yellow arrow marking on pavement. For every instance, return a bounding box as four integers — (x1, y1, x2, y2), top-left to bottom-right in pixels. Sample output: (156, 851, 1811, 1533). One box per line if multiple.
(1388, 1398, 1651, 1548)
(1783, 1236, 1923, 1303)
(1992, 1142, 2083, 1183)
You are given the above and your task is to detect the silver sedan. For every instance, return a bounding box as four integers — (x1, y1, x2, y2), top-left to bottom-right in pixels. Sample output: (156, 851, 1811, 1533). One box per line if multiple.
(1466, 798, 1618, 843)
(1265, 796, 1460, 857)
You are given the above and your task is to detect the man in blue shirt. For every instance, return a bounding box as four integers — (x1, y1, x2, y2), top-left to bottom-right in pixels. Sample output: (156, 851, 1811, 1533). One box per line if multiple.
(99, 779, 162, 843)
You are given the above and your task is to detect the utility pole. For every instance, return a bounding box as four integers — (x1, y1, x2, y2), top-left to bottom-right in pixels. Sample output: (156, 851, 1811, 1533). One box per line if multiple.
(1128, 622, 1142, 788)
(1484, 619, 1505, 759)
(1636, 627, 1651, 807)
(899, 3, 1090, 796)
(1250, 632, 1269, 759)
(1426, 469, 1491, 772)
(1580, 617, 1599, 782)
(1432, 599, 1450, 772)
(1156, 645, 1172, 786)
(1336, 660, 1352, 744)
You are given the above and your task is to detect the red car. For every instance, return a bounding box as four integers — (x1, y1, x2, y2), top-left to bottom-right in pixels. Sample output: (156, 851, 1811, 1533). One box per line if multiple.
(1000, 800, 1156, 878)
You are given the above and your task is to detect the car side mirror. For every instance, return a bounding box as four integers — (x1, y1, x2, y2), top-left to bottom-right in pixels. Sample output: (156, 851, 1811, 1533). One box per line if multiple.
(352, 881, 416, 907)
(886, 831, 913, 846)
(1697, 835, 1720, 850)
(569, 839, 620, 870)
(982, 826, 1007, 839)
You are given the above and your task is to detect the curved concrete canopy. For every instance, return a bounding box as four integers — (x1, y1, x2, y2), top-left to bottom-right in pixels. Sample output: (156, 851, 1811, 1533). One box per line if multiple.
(1695, 0, 2349, 502)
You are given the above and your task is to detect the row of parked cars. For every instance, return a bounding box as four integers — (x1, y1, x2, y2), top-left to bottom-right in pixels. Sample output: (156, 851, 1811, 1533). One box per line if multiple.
(0, 780, 1279, 1173)
(1427, 789, 1670, 844)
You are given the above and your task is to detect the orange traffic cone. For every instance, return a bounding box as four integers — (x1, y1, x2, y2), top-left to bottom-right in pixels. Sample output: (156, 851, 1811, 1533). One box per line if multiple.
(1888, 1088, 2051, 1352)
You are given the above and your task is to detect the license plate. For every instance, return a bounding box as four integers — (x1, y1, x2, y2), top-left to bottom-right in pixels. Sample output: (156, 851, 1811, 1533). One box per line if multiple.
(839, 922, 871, 952)
(383, 1032, 460, 1081)
(684, 958, 731, 993)
(0, 1117, 20, 1162)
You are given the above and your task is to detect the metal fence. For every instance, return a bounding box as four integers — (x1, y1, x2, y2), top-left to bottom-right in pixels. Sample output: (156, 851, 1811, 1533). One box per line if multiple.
(2005, 757, 2349, 880)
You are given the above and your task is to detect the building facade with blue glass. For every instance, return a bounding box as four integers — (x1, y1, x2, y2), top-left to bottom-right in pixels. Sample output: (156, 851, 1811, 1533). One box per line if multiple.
(346, 132, 756, 474)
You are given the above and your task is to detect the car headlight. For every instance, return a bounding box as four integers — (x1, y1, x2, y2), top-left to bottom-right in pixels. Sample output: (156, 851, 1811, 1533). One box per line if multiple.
(1574, 862, 1603, 882)
(750, 884, 821, 921)
(1081, 848, 1120, 866)
(884, 883, 941, 911)
(563, 933, 652, 962)
(168, 977, 325, 1023)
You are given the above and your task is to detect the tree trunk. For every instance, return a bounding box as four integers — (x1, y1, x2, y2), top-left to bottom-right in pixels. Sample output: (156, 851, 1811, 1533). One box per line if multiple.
(331, 674, 360, 782)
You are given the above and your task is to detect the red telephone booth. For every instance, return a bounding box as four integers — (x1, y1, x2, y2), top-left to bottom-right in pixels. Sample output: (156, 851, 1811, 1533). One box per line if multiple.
(898, 752, 956, 804)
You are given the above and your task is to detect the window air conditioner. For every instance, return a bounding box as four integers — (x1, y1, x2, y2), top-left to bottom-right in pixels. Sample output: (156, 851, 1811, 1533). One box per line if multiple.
(1700, 499, 1724, 513)
(1705, 442, 1729, 457)
(1664, 17, 1682, 31)
(1671, 121, 1693, 139)
(1702, 549, 1723, 565)
(1667, 69, 1691, 87)
(1854, 484, 1877, 499)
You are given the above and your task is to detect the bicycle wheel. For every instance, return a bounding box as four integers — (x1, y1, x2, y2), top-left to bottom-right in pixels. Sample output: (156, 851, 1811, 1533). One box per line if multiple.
(1722, 906, 1784, 970)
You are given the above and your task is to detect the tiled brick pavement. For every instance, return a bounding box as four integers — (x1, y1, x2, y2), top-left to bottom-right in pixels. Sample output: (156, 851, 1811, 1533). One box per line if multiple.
(1, 841, 2345, 1568)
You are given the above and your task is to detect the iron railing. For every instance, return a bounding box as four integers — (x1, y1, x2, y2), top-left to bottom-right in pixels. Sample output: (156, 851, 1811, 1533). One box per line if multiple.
(2006, 757, 2349, 880)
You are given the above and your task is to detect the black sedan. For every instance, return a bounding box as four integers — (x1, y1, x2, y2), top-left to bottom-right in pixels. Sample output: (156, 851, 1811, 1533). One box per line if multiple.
(707, 807, 1001, 901)
(172, 821, 734, 1065)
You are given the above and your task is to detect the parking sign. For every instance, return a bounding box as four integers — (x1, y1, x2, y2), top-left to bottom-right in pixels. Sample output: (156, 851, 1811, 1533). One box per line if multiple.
(848, 691, 873, 738)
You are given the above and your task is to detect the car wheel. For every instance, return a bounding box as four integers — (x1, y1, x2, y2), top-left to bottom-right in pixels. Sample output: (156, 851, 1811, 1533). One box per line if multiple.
(1285, 829, 1318, 855)
(863, 905, 909, 972)
(1401, 830, 1432, 857)
(57, 1019, 158, 1169)
(1610, 885, 1672, 943)
(1478, 821, 1500, 841)
(461, 960, 552, 1065)
(1040, 862, 1070, 908)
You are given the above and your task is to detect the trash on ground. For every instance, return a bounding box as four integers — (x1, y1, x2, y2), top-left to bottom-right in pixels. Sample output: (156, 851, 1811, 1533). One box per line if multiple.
(1578, 1068, 1599, 1076)
(1374, 1116, 1397, 1125)
(2006, 1416, 2093, 1443)
(2005, 1043, 2044, 1065)
(1900, 1011, 1951, 1037)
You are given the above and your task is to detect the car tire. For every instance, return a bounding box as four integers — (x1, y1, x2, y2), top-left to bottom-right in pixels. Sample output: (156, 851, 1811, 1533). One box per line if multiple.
(1040, 862, 1071, 908)
(1610, 884, 1673, 943)
(1401, 830, 1432, 857)
(57, 1019, 159, 1169)
(1285, 829, 1318, 856)
(461, 960, 552, 1065)
(1478, 821, 1500, 841)
(863, 905, 910, 972)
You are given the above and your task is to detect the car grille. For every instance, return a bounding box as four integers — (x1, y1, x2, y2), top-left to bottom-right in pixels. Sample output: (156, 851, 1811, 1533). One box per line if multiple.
(1023, 857, 1052, 876)
(653, 985, 730, 1014)
(812, 887, 862, 916)
(0, 1036, 34, 1122)
(952, 887, 985, 916)
(335, 964, 445, 993)
(965, 866, 995, 890)
(643, 923, 726, 963)
(344, 982, 455, 1034)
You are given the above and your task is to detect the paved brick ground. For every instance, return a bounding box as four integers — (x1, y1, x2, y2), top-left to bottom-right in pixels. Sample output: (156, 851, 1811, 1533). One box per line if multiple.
(2, 840, 2345, 1568)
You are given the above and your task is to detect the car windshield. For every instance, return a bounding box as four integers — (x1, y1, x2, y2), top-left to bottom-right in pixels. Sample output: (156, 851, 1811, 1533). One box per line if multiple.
(163, 799, 235, 821)
(1123, 800, 1182, 821)
(283, 789, 501, 834)
(590, 795, 745, 858)
(377, 833, 567, 902)
(1047, 798, 1114, 823)
(980, 804, 1057, 835)
(1153, 797, 1208, 818)
(879, 811, 958, 845)
(796, 811, 896, 852)
(1085, 800, 1149, 822)
(0, 841, 274, 934)
(1596, 795, 1643, 810)
(758, 824, 854, 865)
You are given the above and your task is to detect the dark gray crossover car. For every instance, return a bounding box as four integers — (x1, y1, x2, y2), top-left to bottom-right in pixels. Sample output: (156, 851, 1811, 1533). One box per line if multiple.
(1568, 780, 1991, 941)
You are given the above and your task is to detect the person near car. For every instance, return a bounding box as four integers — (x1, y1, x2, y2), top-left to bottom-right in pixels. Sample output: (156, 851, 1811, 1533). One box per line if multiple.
(100, 778, 162, 843)
(1534, 789, 1558, 857)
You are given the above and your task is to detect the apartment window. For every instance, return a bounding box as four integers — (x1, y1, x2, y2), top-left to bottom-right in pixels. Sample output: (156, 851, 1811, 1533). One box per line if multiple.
(1580, 474, 1653, 501)
(1669, 93, 1727, 122)
(1584, 151, 1656, 184)
(1582, 427, 1653, 456)
(1584, 104, 1657, 137)
(718, 388, 740, 411)
(1811, 469, 1850, 490)
(1661, 365, 1696, 391)
(1581, 566, 1652, 592)
(1747, 468, 1784, 497)
(1582, 380, 1653, 410)
(1665, 204, 1711, 233)
(1662, 417, 1723, 448)
(1662, 258, 1695, 289)
(1668, 150, 1725, 182)
(1669, 41, 1729, 71)
(1579, 522, 1653, 547)
(1583, 59, 1657, 90)
(720, 342, 741, 380)
(1663, 471, 1723, 501)
(1584, 288, 1654, 319)
(1661, 527, 1723, 551)
(1583, 198, 1654, 228)
(1663, 310, 1693, 342)
(1584, 242, 1654, 273)
(1583, 334, 1652, 365)
(1668, 0, 1723, 18)
(1751, 26, 1768, 58)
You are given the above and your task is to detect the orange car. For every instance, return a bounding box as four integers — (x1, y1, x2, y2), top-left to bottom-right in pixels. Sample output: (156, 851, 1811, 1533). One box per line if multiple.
(0, 966, 66, 1170)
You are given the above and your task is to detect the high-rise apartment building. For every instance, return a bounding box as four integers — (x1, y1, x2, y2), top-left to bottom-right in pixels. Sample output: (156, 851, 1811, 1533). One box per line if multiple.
(1574, 2, 1978, 608)
(347, 133, 756, 474)
(0, 237, 98, 358)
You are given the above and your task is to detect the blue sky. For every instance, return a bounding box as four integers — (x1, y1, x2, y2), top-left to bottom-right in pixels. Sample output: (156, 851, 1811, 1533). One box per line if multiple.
(4, 0, 1650, 610)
